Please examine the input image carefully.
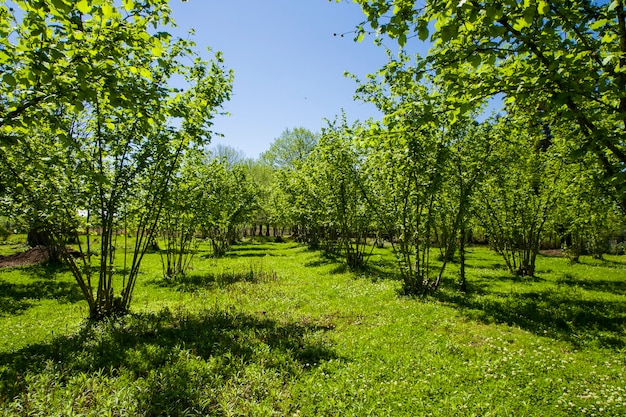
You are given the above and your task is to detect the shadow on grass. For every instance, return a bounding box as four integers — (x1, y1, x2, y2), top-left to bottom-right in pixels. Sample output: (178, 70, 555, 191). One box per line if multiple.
(304, 251, 342, 269)
(151, 269, 277, 292)
(360, 264, 404, 282)
(224, 243, 294, 258)
(585, 258, 626, 268)
(435, 284, 626, 349)
(229, 244, 277, 252)
(556, 274, 626, 296)
(224, 251, 273, 258)
(0, 264, 83, 316)
(0, 308, 337, 414)
(304, 250, 406, 281)
(197, 244, 291, 259)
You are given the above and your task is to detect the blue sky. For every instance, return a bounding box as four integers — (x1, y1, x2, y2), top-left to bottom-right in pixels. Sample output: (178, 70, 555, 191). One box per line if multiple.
(169, 0, 410, 159)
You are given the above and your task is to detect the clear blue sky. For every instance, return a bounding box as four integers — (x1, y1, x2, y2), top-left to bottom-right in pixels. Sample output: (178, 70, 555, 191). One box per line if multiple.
(169, 0, 408, 159)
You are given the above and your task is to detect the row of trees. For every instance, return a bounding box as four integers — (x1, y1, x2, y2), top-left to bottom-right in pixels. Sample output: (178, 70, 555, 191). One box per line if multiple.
(153, 109, 621, 298)
(266, 112, 621, 296)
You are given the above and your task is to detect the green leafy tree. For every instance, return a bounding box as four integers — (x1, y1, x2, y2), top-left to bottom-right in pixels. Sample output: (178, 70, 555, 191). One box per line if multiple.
(362, 120, 449, 295)
(158, 151, 206, 280)
(552, 147, 624, 261)
(260, 127, 319, 170)
(0, 0, 232, 320)
(474, 113, 563, 277)
(197, 156, 258, 257)
(354, 76, 448, 293)
(271, 165, 325, 246)
(307, 115, 373, 269)
(264, 170, 299, 237)
(0, 115, 86, 262)
(354, 52, 486, 294)
(432, 121, 491, 291)
(246, 160, 275, 237)
(260, 128, 322, 244)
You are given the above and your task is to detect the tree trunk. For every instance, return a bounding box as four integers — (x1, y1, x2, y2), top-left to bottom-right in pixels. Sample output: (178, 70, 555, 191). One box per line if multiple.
(27, 227, 62, 263)
(459, 226, 467, 293)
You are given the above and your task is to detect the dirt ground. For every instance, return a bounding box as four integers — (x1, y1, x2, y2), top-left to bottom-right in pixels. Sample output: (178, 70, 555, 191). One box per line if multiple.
(539, 248, 564, 257)
(0, 245, 51, 268)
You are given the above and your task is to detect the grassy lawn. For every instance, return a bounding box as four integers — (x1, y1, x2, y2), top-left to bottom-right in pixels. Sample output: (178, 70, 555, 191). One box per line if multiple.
(0, 237, 624, 416)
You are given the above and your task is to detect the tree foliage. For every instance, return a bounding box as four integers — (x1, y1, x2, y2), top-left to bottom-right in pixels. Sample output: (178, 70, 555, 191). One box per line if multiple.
(349, 0, 626, 207)
(474, 112, 563, 277)
(197, 155, 258, 257)
(260, 127, 319, 170)
(306, 115, 373, 269)
(0, 0, 232, 320)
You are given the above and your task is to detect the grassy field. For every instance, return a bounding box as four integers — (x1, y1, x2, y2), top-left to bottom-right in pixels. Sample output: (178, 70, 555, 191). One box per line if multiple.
(0, 235, 624, 416)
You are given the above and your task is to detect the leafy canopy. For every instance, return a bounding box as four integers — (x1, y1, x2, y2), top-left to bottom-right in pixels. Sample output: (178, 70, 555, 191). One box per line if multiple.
(347, 0, 626, 205)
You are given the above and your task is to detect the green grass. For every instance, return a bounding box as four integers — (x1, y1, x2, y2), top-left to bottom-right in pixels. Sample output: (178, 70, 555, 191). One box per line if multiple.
(0, 234, 29, 257)
(0, 238, 624, 416)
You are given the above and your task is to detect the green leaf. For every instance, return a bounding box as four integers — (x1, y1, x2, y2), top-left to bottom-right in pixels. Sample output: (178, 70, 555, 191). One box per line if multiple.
(602, 32, 616, 44)
(151, 46, 163, 57)
(3, 72, 16, 88)
(122, 0, 135, 12)
(513, 18, 531, 31)
(101, 4, 116, 20)
(523, 9, 534, 26)
(470, 54, 482, 68)
(398, 33, 406, 47)
(590, 19, 608, 31)
(76, 0, 91, 14)
(139, 67, 152, 80)
(418, 25, 429, 41)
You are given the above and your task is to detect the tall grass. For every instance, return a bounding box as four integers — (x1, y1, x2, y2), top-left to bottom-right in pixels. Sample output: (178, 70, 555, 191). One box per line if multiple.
(0, 237, 624, 416)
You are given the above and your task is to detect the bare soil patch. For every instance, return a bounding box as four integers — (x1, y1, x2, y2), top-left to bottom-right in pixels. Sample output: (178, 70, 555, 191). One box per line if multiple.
(540, 248, 564, 257)
(0, 246, 50, 268)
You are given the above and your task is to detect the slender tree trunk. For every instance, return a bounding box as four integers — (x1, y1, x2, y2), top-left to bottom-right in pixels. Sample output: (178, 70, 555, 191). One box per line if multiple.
(459, 225, 467, 292)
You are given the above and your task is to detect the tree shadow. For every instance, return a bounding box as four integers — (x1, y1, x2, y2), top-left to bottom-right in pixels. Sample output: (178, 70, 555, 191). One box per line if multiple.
(434, 284, 626, 349)
(0, 281, 33, 315)
(556, 273, 626, 296)
(197, 244, 284, 259)
(22, 261, 72, 280)
(359, 263, 403, 282)
(229, 244, 276, 252)
(151, 269, 277, 292)
(0, 265, 83, 316)
(0, 308, 337, 414)
(586, 258, 626, 268)
(304, 250, 415, 282)
(223, 243, 287, 258)
(303, 251, 342, 269)
(223, 251, 273, 258)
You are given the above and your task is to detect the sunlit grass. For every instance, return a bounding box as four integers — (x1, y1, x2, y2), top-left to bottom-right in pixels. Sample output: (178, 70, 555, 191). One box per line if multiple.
(0, 238, 624, 416)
